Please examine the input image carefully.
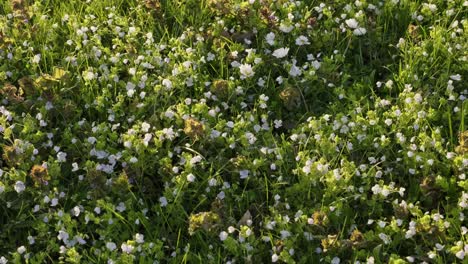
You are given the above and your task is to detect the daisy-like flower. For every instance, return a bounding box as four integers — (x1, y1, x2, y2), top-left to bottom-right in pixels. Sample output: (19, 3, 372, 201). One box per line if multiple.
(14, 181, 25, 193)
(353, 27, 367, 36)
(345, 18, 359, 29)
(159, 196, 168, 207)
(272, 48, 289, 59)
(121, 242, 134, 254)
(106, 242, 117, 251)
(239, 64, 255, 79)
(265, 32, 275, 45)
(219, 231, 228, 241)
(187, 173, 196, 182)
(57, 152, 67, 162)
(32, 54, 41, 64)
(295, 35, 310, 46)
(162, 79, 172, 90)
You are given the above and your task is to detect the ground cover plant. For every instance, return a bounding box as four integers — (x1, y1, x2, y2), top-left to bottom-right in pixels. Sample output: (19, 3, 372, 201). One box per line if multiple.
(0, 0, 467, 263)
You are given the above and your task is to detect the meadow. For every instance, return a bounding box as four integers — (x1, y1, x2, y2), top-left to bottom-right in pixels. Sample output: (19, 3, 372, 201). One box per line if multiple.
(0, 0, 467, 263)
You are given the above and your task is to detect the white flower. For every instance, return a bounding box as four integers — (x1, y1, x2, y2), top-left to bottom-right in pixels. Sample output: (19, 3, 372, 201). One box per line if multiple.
(106, 242, 117, 251)
(450, 74, 462, 81)
(162, 79, 172, 90)
(57, 152, 67, 162)
(272, 48, 289, 59)
(121, 243, 134, 254)
(279, 23, 294, 33)
(289, 64, 302, 77)
(219, 231, 228, 241)
(159, 196, 168, 207)
(295, 35, 310, 46)
(331, 257, 341, 264)
(14, 181, 25, 193)
(239, 170, 250, 179)
(311, 60, 321, 70)
(265, 32, 275, 45)
(135, 233, 144, 244)
(353, 27, 367, 36)
(187, 173, 196, 182)
(0, 256, 8, 264)
(345, 18, 359, 29)
(82, 70, 95, 81)
(32, 54, 41, 64)
(239, 64, 255, 79)
(272, 253, 279, 262)
(17, 246, 26, 254)
(455, 250, 465, 260)
(57, 230, 69, 242)
(72, 206, 81, 217)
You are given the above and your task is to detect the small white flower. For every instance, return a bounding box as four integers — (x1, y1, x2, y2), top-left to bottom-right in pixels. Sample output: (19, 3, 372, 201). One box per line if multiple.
(272, 253, 279, 262)
(272, 48, 289, 59)
(135, 233, 144, 244)
(239, 64, 255, 79)
(450, 74, 461, 81)
(353, 27, 367, 36)
(82, 70, 95, 81)
(17, 246, 26, 254)
(265, 32, 275, 45)
(219, 231, 228, 241)
(72, 206, 81, 217)
(295, 35, 310, 46)
(331, 257, 340, 264)
(121, 243, 134, 254)
(0, 256, 8, 264)
(239, 170, 250, 179)
(345, 18, 359, 29)
(57, 230, 69, 242)
(32, 54, 41, 64)
(186, 173, 196, 182)
(159, 196, 168, 207)
(106, 242, 117, 251)
(162, 79, 172, 90)
(14, 181, 25, 193)
(57, 152, 67, 162)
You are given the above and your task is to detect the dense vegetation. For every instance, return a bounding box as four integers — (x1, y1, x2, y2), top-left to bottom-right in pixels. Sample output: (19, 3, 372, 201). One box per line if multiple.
(0, 0, 467, 263)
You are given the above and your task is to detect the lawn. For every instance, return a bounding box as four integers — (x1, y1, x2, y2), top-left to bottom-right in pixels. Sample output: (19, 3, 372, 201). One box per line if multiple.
(0, 0, 467, 263)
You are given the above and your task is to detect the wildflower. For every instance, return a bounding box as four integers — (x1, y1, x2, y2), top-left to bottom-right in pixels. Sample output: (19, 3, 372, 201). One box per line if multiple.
(295, 35, 310, 45)
(72, 206, 81, 216)
(239, 64, 255, 79)
(135, 233, 144, 244)
(162, 79, 172, 90)
(57, 152, 67, 162)
(14, 181, 25, 193)
(265, 32, 275, 45)
(17, 246, 26, 254)
(187, 173, 196, 182)
(82, 70, 95, 81)
(272, 48, 289, 58)
(219, 231, 228, 241)
(159, 196, 168, 207)
(57, 230, 69, 242)
(32, 54, 41, 64)
(239, 170, 250, 179)
(450, 74, 462, 81)
(331, 257, 340, 264)
(353, 27, 367, 36)
(106, 242, 117, 251)
(121, 242, 134, 254)
(272, 253, 279, 262)
(345, 18, 359, 29)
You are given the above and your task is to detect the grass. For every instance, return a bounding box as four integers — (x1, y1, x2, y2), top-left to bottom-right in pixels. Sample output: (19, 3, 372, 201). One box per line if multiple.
(0, 0, 467, 263)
